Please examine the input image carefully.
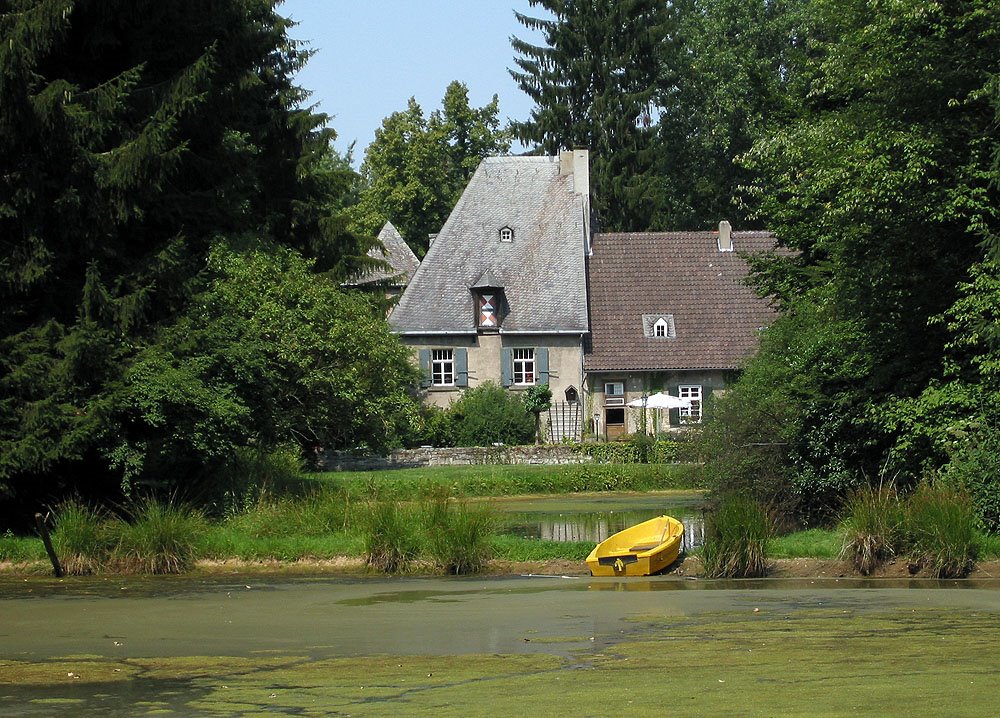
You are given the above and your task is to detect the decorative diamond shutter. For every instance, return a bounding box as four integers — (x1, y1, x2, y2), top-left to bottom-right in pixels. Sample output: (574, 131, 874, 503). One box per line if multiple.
(455, 348, 469, 387)
(501, 348, 513, 387)
(536, 347, 549, 384)
(418, 349, 431, 388)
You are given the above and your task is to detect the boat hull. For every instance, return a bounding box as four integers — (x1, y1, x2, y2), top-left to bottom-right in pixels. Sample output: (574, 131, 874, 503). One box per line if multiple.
(585, 515, 684, 577)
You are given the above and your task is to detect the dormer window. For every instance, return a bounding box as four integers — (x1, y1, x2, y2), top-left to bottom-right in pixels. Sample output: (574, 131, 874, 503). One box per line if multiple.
(478, 293, 498, 329)
(499, 226, 514, 242)
(472, 270, 504, 332)
(643, 314, 676, 339)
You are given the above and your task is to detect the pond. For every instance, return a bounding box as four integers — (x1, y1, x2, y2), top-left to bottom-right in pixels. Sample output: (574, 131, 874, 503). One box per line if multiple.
(488, 491, 706, 548)
(3, 574, 1000, 717)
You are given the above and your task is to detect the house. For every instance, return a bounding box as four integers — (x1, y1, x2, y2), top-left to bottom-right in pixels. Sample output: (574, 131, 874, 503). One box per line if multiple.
(389, 149, 780, 441)
(388, 151, 592, 420)
(584, 222, 780, 439)
(344, 221, 420, 301)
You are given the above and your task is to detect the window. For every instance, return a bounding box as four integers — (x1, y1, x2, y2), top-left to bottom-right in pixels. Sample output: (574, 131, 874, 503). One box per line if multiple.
(432, 349, 455, 386)
(604, 382, 624, 396)
(513, 348, 535, 385)
(679, 385, 702, 423)
(499, 226, 514, 242)
(605, 407, 625, 425)
(644, 314, 676, 339)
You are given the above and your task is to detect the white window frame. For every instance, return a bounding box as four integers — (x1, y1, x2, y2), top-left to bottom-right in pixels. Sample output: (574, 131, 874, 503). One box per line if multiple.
(679, 385, 702, 423)
(431, 349, 455, 387)
(513, 348, 535, 385)
(499, 226, 514, 242)
(654, 320, 667, 337)
(604, 382, 624, 396)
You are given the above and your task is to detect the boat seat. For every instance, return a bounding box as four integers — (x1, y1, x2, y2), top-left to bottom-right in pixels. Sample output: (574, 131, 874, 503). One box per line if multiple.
(629, 542, 660, 553)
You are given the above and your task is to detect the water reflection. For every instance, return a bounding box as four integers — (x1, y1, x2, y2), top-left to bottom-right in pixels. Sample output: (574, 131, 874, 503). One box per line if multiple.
(491, 494, 706, 548)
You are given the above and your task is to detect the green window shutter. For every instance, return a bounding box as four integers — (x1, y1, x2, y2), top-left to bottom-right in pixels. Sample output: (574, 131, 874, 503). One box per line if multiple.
(501, 348, 513, 387)
(667, 385, 680, 427)
(455, 348, 469, 387)
(418, 348, 431, 388)
(536, 347, 549, 384)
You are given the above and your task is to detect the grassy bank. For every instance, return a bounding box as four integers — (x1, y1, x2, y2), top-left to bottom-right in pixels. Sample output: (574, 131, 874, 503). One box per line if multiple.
(307, 462, 703, 497)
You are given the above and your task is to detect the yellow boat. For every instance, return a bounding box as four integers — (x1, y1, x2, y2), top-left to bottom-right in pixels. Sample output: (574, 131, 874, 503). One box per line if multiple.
(586, 515, 684, 577)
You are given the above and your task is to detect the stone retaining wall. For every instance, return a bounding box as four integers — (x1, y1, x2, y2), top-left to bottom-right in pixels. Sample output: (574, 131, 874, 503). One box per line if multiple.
(319, 444, 592, 472)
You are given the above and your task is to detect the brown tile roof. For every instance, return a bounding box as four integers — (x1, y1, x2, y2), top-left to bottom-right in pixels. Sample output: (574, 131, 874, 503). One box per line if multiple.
(585, 231, 780, 371)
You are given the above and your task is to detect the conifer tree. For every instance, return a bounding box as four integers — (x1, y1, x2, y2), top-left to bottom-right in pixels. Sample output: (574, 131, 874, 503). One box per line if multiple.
(510, 0, 670, 230)
(0, 0, 370, 507)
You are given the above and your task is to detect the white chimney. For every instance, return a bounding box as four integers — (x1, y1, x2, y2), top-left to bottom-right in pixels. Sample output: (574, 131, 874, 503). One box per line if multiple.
(718, 220, 733, 252)
(559, 149, 590, 197)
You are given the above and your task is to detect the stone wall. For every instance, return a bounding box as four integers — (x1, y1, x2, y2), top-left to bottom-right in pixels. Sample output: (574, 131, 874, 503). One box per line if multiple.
(319, 444, 592, 472)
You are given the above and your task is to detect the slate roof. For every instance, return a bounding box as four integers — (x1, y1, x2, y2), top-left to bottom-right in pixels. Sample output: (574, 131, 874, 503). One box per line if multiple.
(389, 156, 590, 334)
(585, 231, 781, 371)
(349, 221, 420, 287)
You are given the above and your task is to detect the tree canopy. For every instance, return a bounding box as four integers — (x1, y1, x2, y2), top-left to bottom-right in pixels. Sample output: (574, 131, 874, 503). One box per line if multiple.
(510, 0, 670, 231)
(0, 0, 412, 513)
(354, 81, 511, 255)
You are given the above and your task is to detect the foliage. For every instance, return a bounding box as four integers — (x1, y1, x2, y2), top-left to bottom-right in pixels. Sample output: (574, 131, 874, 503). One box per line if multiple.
(0, 1, 370, 509)
(113, 498, 207, 574)
(105, 242, 422, 494)
(699, 298, 873, 524)
(355, 81, 511, 255)
(905, 482, 978, 579)
(574, 438, 680, 464)
(446, 382, 537, 448)
(311, 463, 704, 499)
(729, 0, 1000, 522)
(700, 495, 773, 578)
(360, 497, 422, 573)
(422, 491, 496, 574)
(649, 0, 795, 229)
(510, 0, 669, 231)
(839, 484, 904, 575)
(51, 499, 117, 575)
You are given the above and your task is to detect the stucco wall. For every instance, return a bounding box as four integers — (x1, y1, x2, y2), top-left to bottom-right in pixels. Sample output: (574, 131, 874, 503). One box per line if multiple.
(585, 369, 732, 437)
(403, 334, 584, 409)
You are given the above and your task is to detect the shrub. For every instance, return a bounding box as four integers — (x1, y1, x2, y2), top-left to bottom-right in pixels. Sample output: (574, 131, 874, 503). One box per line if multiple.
(422, 493, 495, 574)
(360, 498, 421, 573)
(839, 484, 904, 575)
(574, 438, 681, 464)
(701, 495, 773, 578)
(905, 482, 978, 578)
(113, 499, 207, 574)
(448, 382, 536, 447)
(51, 499, 117, 575)
(938, 428, 1000, 532)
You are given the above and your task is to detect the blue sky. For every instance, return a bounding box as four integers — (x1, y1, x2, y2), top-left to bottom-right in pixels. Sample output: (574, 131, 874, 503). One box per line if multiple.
(280, 1, 545, 164)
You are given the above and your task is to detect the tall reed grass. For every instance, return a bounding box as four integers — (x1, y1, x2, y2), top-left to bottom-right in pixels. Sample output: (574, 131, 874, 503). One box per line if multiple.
(51, 499, 117, 575)
(422, 493, 495, 574)
(906, 482, 978, 578)
(839, 484, 904, 575)
(701, 495, 772, 578)
(361, 498, 421, 573)
(113, 499, 208, 574)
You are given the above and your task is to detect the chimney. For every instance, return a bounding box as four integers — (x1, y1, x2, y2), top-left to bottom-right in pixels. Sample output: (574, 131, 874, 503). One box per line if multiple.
(718, 220, 733, 252)
(559, 149, 590, 197)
